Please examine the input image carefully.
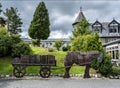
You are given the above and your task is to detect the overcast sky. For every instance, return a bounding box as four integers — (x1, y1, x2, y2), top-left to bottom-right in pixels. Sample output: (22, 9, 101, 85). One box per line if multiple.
(1, 0, 120, 39)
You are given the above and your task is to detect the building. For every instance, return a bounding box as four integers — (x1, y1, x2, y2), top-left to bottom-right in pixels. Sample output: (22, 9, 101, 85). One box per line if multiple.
(21, 38, 70, 48)
(103, 39, 120, 66)
(40, 38, 70, 48)
(72, 8, 120, 44)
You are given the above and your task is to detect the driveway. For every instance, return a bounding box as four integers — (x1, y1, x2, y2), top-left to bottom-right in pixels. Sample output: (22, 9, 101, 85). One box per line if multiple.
(0, 77, 120, 88)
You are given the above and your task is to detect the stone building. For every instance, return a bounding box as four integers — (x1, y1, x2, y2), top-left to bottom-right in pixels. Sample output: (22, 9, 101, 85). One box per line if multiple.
(72, 8, 120, 44)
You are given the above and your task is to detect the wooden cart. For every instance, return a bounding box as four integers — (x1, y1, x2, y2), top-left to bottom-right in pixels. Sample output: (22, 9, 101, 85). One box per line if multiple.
(11, 55, 56, 78)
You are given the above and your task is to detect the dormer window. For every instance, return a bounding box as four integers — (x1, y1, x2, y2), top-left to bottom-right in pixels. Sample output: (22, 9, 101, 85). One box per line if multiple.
(108, 19, 119, 33)
(92, 21, 102, 33)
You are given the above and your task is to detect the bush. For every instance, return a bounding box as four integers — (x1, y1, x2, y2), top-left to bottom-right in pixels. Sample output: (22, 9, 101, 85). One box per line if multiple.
(110, 67, 120, 76)
(11, 42, 31, 57)
(10, 34, 22, 44)
(32, 39, 40, 46)
(48, 48, 55, 52)
(98, 53, 113, 77)
(0, 28, 12, 57)
(62, 45, 71, 51)
(91, 52, 113, 77)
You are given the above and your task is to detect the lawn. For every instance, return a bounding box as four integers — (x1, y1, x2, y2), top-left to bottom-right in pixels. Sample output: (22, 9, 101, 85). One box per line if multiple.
(0, 46, 96, 75)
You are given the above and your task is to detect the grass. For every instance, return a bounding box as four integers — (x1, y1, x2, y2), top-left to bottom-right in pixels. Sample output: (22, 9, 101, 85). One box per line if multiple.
(0, 46, 96, 75)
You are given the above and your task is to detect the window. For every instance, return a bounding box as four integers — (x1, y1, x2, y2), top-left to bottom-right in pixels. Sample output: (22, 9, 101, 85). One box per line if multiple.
(92, 21, 102, 33)
(116, 50, 119, 59)
(108, 20, 119, 33)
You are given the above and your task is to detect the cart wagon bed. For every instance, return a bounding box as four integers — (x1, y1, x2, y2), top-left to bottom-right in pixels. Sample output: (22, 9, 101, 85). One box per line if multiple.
(11, 55, 56, 78)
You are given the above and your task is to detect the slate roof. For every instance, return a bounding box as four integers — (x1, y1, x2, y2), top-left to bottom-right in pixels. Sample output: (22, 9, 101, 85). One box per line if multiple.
(72, 10, 120, 37)
(72, 10, 86, 25)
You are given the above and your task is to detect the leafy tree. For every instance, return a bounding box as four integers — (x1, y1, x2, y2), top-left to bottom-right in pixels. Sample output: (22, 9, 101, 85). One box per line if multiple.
(28, 1, 50, 46)
(71, 32, 103, 52)
(54, 40, 63, 51)
(4, 7, 23, 34)
(71, 18, 103, 52)
(73, 19, 91, 37)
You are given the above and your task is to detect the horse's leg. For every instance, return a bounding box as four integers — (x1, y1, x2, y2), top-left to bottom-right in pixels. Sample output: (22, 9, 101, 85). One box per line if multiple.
(84, 64, 91, 78)
(63, 63, 73, 78)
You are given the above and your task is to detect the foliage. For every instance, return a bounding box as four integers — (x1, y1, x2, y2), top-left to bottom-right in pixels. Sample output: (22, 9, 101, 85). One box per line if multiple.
(71, 32, 103, 52)
(11, 42, 31, 57)
(0, 27, 11, 57)
(28, 1, 50, 45)
(62, 45, 71, 51)
(32, 39, 40, 46)
(0, 36, 12, 57)
(98, 53, 113, 77)
(54, 40, 63, 51)
(0, 3, 2, 14)
(4, 7, 22, 34)
(10, 34, 22, 44)
(71, 18, 101, 52)
(0, 27, 8, 37)
(110, 66, 120, 76)
(73, 18, 91, 37)
(48, 48, 55, 52)
(0, 28, 31, 57)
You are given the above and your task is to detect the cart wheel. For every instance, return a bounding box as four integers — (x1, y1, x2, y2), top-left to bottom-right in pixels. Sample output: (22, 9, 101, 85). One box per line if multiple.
(40, 66, 51, 78)
(13, 65, 26, 78)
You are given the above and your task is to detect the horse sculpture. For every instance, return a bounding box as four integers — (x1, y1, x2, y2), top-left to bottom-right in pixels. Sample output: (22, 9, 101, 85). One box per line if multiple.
(63, 51, 103, 78)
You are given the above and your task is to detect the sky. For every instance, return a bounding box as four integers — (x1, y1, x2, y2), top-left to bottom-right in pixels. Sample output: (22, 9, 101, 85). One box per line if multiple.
(1, 0, 120, 39)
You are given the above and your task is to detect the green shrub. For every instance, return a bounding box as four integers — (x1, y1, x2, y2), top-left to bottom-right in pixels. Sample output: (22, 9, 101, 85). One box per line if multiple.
(62, 45, 71, 51)
(48, 48, 55, 52)
(110, 66, 120, 76)
(10, 34, 22, 44)
(98, 53, 113, 77)
(91, 51, 113, 77)
(0, 28, 12, 57)
(11, 42, 31, 57)
(32, 39, 40, 46)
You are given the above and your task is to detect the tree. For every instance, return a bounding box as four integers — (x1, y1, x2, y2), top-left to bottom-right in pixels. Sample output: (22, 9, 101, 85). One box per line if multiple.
(71, 18, 102, 52)
(71, 32, 103, 52)
(4, 7, 23, 34)
(28, 1, 50, 46)
(73, 19, 91, 37)
(54, 40, 63, 51)
(0, 3, 2, 14)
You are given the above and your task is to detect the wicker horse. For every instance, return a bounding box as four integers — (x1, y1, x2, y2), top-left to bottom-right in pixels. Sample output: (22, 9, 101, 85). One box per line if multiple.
(63, 51, 103, 78)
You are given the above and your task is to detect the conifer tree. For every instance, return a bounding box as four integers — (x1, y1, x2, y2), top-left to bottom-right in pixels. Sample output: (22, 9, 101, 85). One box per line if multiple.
(28, 1, 50, 46)
(0, 3, 2, 14)
(4, 7, 23, 34)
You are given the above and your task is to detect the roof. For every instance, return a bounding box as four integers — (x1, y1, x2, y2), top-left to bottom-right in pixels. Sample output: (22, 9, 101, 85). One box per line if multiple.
(102, 39, 120, 47)
(72, 10, 86, 25)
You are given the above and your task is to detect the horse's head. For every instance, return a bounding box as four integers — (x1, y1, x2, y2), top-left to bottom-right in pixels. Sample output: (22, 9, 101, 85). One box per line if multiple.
(97, 52, 103, 62)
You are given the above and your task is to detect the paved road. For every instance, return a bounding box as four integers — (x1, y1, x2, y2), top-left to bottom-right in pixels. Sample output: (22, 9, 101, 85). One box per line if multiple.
(0, 77, 120, 88)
